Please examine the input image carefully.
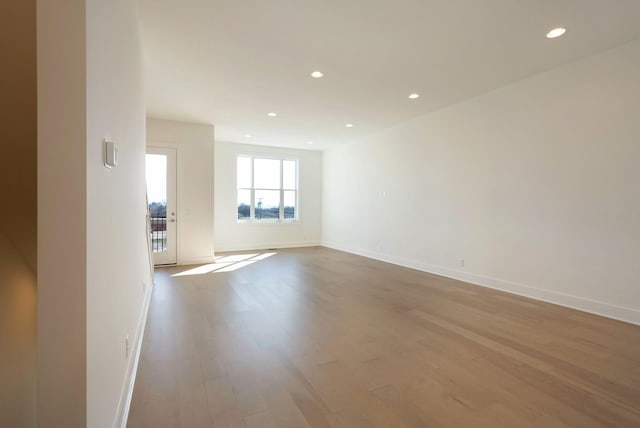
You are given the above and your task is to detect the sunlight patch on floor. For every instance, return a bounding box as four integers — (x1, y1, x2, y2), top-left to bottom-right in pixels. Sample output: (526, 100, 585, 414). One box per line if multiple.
(171, 252, 277, 277)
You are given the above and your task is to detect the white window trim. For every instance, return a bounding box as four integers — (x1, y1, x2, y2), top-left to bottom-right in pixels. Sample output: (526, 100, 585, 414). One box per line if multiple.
(237, 155, 299, 223)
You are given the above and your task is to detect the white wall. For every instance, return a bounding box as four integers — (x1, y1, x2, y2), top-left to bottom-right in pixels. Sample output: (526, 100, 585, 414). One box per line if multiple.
(215, 141, 322, 252)
(323, 40, 640, 325)
(38, 0, 152, 427)
(146, 118, 216, 264)
(37, 0, 88, 425)
(86, 1, 152, 427)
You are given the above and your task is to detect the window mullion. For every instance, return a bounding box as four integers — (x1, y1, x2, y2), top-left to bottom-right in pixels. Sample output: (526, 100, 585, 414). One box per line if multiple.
(250, 157, 255, 220)
(279, 160, 284, 220)
(250, 189, 255, 220)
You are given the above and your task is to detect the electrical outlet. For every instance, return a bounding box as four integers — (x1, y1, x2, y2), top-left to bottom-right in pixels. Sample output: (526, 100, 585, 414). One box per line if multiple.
(125, 335, 130, 358)
(459, 259, 465, 268)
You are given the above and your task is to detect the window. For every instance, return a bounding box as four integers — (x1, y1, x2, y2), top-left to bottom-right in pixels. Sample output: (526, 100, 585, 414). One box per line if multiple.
(237, 156, 298, 221)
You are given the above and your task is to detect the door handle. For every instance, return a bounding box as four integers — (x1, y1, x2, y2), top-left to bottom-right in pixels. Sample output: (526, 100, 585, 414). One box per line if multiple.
(168, 219, 176, 222)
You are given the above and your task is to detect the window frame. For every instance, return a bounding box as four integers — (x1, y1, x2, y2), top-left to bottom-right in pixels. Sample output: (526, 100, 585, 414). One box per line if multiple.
(236, 154, 299, 223)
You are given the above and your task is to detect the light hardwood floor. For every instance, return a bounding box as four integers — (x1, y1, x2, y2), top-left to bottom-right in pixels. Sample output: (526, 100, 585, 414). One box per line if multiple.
(128, 247, 640, 428)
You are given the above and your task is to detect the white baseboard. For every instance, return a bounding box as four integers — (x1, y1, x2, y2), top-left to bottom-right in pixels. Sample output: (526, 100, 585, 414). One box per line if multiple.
(215, 241, 321, 253)
(114, 277, 154, 428)
(322, 242, 640, 326)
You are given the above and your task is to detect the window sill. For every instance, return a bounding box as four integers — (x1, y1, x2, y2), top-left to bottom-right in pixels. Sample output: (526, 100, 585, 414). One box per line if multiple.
(237, 219, 299, 225)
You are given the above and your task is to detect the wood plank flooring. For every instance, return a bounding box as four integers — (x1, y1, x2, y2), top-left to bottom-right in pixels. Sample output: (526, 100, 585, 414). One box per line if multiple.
(127, 247, 640, 427)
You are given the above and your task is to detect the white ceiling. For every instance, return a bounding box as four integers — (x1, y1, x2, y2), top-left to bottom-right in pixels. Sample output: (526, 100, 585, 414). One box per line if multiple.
(138, 0, 640, 151)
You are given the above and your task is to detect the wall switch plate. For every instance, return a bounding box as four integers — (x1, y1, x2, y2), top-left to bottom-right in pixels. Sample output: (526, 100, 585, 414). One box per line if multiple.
(104, 139, 118, 168)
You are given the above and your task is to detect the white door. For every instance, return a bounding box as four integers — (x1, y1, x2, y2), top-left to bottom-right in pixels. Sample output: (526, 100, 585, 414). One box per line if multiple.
(146, 147, 177, 265)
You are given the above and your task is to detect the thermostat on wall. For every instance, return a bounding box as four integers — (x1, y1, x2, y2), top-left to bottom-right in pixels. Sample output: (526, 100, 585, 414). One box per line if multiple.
(104, 140, 118, 168)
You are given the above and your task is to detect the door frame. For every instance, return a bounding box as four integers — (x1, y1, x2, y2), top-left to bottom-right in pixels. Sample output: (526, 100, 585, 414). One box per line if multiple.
(146, 146, 178, 265)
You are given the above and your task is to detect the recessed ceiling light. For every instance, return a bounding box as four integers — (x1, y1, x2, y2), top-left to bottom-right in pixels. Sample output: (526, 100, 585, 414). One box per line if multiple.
(311, 71, 324, 78)
(307, 141, 313, 145)
(244, 134, 252, 138)
(408, 93, 420, 99)
(267, 112, 277, 117)
(546, 27, 566, 39)
(345, 123, 353, 128)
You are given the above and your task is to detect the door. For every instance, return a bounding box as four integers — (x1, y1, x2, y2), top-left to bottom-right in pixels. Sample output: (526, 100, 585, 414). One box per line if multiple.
(146, 147, 177, 265)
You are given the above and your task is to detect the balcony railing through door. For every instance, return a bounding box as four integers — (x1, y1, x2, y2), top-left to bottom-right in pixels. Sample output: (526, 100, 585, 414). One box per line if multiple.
(149, 216, 167, 253)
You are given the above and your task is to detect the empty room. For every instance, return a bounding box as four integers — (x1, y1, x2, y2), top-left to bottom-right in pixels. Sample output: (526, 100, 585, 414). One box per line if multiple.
(3, 0, 639, 427)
